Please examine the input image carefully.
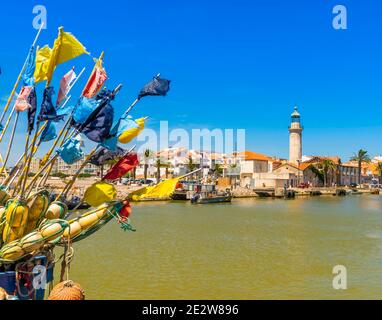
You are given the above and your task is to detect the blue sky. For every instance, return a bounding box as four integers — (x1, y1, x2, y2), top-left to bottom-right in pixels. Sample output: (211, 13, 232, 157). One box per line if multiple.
(0, 0, 381, 163)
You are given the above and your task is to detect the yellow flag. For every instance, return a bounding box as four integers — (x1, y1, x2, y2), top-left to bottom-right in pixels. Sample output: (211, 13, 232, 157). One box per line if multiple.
(34, 45, 52, 83)
(84, 181, 117, 207)
(34, 27, 89, 84)
(118, 117, 146, 144)
(128, 176, 182, 201)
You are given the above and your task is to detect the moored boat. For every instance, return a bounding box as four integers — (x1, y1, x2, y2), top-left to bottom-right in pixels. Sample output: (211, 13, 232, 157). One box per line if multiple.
(190, 184, 232, 204)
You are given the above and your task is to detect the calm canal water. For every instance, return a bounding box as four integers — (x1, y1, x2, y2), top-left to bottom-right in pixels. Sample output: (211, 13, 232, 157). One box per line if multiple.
(63, 195, 382, 299)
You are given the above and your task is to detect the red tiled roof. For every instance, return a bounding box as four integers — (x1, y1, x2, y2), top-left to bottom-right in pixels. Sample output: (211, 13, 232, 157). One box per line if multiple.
(237, 151, 273, 161)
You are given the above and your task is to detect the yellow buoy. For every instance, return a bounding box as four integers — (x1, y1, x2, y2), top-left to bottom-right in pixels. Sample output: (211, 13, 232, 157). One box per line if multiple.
(2, 199, 29, 244)
(95, 204, 110, 219)
(39, 221, 66, 242)
(25, 191, 50, 234)
(63, 221, 82, 239)
(0, 206, 5, 244)
(20, 231, 45, 253)
(78, 213, 100, 230)
(0, 241, 25, 262)
(45, 202, 67, 220)
(5, 199, 29, 228)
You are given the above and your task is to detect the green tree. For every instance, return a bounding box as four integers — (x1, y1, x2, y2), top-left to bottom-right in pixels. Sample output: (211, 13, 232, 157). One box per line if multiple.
(187, 156, 196, 172)
(214, 163, 223, 177)
(143, 149, 153, 183)
(156, 157, 162, 181)
(321, 159, 337, 187)
(310, 160, 336, 187)
(309, 164, 324, 185)
(350, 149, 370, 184)
(376, 162, 382, 185)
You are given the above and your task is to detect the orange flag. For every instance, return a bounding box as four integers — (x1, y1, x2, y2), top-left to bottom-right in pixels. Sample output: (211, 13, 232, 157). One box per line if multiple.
(82, 58, 107, 98)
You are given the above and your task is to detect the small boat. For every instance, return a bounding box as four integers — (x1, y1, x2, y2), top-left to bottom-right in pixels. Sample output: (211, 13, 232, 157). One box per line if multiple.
(66, 196, 91, 210)
(171, 180, 202, 201)
(48, 193, 90, 210)
(191, 193, 232, 204)
(190, 184, 232, 204)
(348, 189, 362, 195)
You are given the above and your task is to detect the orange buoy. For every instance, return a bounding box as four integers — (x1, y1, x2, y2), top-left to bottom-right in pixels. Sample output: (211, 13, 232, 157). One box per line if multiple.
(48, 280, 85, 300)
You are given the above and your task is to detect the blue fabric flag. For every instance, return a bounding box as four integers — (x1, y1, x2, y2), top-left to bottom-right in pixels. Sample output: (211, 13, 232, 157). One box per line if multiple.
(27, 87, 37, 133)
(57, 135, 84, 164)
(39, 121, 57, 143)
(38, 87, 65, 122)
(89, 147, 125, 166)
(72, 97, 99, 125)
(57, 104, 74, 117)
(22, 48, 36, 87)
(81, 101, 114, 143)
(138, 75, 171, 99)
(101, 114, 138, 151)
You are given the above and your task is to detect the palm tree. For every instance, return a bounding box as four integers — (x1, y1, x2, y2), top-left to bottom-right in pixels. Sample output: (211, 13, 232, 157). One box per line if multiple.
(376, 162, 382, 185)
(214, 163, 223, 177)
(321, 159, 336, 187)
(310, 160, 336, 187)
(156, 157, 162, 182)
(309, 164, 324, 186)
(350, 149, 370, 184)
(143, 149, 153, 183)
(187, 156, 196, 172)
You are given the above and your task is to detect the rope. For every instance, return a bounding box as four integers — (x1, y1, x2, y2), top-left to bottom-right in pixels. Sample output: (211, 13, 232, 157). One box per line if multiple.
(59, 239, 74, 282)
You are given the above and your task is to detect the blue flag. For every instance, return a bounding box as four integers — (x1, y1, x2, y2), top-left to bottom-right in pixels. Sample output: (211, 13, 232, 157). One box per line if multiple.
(72, 97, 99, 125)
(138, 75, 171, 99)
(89, 147, 125, 166)
(22, 47, 36, 87)
(101, 114, 138, 151)
(27, 87, 37, 133)
(75, 90, 115, 143)
(38, 87, 65, 122)
(57, 135, 84, 164)
(81, 101, 114, 143)
(39, 121, 57, 143)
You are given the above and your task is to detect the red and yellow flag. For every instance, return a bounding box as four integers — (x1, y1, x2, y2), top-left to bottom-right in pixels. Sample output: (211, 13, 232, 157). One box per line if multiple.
(82, 57, 107, 98)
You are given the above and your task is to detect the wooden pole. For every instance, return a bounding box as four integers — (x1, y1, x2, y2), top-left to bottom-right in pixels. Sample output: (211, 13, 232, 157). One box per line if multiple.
(18, 27, 64, 197)
(24, 154, 59, 194)
(36, 121, 72, 189)
(0, 23, 44, 137)
(0, 112, 20, 177)
(2, 123, 47, 188)
(55, 147, 99, 201)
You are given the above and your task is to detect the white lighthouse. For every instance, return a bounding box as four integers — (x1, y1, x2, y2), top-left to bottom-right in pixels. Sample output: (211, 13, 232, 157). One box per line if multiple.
(289, 106, 303, 164)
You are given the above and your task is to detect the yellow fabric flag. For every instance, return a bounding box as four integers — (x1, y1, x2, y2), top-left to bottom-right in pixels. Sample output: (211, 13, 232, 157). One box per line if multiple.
(129, 176, 182, 201)
(34, 45, 52, 83)
(84, 181, 117, 207)
(118, 117, 146, 144)
(34, 27, 89, 84)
